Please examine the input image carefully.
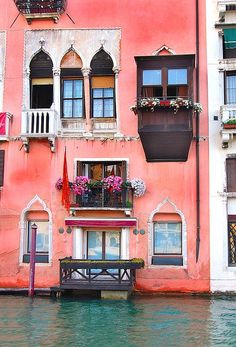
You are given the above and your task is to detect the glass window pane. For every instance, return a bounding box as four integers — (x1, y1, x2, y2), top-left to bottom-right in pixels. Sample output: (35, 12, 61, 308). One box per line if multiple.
(104, 88, 114, 97)
(104, 99, 114, 117)
(143, 70, 162, 86)
(63, 100, 72, 117)
(93, 99, 103, 117)
(73, 99, 83, 117)
(227, 75, 236, 104)
(93, 88, 103, 98)
(105, 232, 120, 260)
(28, 221, 49, 253)
(168, 69, 187, 85)
(63, 80, 73, 98)
(74, 80, 83, 98)
(87, 231, 102, 259)
(154, 222, 181, 254)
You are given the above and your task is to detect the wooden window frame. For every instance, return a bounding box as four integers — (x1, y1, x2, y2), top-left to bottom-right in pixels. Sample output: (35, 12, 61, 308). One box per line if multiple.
(61, 78, 84, 118)
(77, 161, 126, 180)
(136, 55, 195, 100)
(87, 231, 121, 260)
(226, 158, 236, 192)
(90, 75, 116, 119)
(225, 71, 236, 105)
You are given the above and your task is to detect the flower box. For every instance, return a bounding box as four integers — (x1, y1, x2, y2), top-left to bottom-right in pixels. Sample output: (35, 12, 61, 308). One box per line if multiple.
(60, 258, 145, 270)
(223, 124, 236, 129)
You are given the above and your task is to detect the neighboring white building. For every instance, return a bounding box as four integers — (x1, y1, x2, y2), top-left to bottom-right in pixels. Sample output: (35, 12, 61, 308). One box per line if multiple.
(207, 0, 236, 291)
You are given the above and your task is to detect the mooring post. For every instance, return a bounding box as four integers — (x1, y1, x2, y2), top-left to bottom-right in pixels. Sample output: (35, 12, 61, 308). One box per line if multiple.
(28, 223, 37, 297)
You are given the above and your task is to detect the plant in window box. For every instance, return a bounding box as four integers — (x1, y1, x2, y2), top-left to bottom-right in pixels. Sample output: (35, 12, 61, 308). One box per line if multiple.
(223, 118, 236, 129)
(72, 176, 91, 195)
(129, 178, 146, 197)
(130, 97, 202, 114)
(102, 175, 123, 193)
(55, 178, 73, 190)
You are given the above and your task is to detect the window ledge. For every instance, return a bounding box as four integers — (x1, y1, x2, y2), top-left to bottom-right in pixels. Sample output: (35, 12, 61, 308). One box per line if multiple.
(147, 264, 187, 269)
(218, 191, 236, 197)
(219, 58, 236, 71)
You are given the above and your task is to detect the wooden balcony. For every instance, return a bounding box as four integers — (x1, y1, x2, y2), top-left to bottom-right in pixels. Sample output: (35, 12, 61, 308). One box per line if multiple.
(138, 106, 193, 162)
(14, 0, 67, 23)
(71, 186, 133, 210)
(21, 108, 58, 152)
(55, 258, 144, 292)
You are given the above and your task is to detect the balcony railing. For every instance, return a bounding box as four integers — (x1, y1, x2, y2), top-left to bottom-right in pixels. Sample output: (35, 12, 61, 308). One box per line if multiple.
(221, 104, 236, 122)
(58, 258, 144, 291)
(72, 187, 133, 210)
(21, 108, 58, 152)
(220, 104, 236, 147)
(14, 0, 67, 23)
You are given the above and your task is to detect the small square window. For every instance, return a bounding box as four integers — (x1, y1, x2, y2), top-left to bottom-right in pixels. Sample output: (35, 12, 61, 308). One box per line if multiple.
(168, 69, 187, 85)
(154, 222, 182, 255)
(143, 70, 162, 86)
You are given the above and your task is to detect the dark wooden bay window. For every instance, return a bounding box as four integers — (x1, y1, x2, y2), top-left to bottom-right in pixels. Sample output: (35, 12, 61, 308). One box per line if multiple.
(135, 54, 195, 162)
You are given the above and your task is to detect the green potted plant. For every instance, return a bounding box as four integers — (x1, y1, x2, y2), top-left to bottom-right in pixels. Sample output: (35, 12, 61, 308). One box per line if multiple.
(223, 118, 236, 129)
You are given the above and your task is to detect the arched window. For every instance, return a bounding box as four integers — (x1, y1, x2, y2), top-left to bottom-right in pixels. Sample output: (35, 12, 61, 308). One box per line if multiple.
(90, 50, 115, 118)
(150, 209, 186, 267)
(30, 51, 53, 109)
(60, 50, 84, 118)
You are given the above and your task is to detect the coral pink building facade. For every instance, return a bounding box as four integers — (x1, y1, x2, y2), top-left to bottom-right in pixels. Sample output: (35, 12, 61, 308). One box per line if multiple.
(0, 0, 209, 293)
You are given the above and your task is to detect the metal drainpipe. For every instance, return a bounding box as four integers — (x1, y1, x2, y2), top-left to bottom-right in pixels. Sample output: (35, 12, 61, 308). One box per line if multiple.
(195, 0, 200, 262)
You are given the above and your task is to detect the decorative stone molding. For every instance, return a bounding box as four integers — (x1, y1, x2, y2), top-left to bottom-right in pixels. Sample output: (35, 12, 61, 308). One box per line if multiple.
(53, 68, 61, 76)
(81, 67, 91, 78)
(219, 58, 236, 71)
(147, 197, 187, 267)
(24, 29, 121, 72)
(19, 195, 53, 263)
(152, 45, 175, 56)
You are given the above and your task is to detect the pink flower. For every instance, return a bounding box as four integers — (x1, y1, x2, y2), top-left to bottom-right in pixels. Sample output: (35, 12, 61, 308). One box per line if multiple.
(102, 175, 123, 193)
(72, 176, 90, 196)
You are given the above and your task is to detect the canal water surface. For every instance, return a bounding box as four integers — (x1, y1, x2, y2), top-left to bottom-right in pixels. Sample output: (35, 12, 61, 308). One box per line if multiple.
(0, 295, 236, 347)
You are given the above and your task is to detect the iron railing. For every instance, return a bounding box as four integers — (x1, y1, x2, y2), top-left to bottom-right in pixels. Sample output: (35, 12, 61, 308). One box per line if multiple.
(14, 0, 67, 14)
(74, 186, 133, 209)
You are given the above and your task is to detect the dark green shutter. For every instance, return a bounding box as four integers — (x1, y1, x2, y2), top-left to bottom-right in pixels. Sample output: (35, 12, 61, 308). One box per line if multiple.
(224, 29, 236, 49)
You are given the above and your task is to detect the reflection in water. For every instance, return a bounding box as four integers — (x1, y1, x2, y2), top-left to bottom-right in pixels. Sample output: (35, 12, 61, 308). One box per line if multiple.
(0, 295, 236, 347)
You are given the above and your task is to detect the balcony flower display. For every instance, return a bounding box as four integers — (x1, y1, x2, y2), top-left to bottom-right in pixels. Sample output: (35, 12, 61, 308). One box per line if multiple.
(223, 118, 236, 129)
(102, 175, 123, 193)
(130, 178, 146, 197)
(130, 97, 202, 114)
(56, 176, 147, 198)
(72, 176, 91, 195)
(55, 178, 73, 190)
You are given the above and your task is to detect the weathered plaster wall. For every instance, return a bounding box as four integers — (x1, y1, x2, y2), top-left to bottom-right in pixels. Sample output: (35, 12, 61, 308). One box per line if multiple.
(0, 0, 209, 292)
